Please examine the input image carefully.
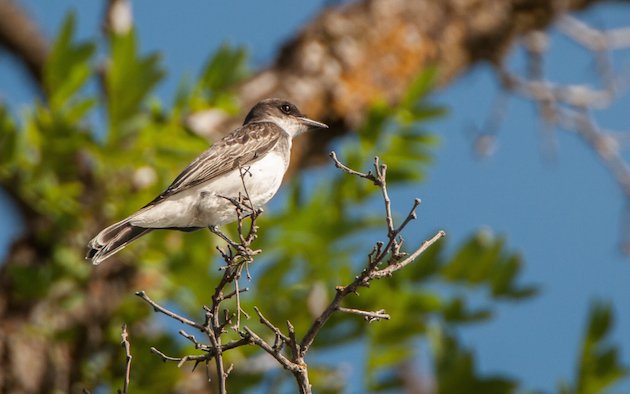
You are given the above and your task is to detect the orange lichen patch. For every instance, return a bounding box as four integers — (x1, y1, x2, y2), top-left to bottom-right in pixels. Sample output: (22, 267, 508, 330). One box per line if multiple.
(334, 22, 439, 123)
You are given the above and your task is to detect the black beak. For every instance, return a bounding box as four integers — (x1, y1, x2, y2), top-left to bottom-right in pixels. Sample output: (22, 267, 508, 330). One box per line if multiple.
(298, 116, 328, 129)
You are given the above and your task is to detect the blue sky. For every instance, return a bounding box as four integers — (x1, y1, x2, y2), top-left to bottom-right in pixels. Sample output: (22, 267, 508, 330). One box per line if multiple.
(1, 1, 629, 392)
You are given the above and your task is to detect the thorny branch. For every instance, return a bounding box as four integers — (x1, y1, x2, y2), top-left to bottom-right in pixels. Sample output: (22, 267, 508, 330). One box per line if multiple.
(136, 154, 444, 394)
(476, 15, 630, 251)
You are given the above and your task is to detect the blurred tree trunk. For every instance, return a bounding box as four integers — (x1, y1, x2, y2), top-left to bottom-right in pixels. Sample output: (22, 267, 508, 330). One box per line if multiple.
(0, 0, 606, 392)
(0, 0, 48, 89)
(216, 0, 601, 170)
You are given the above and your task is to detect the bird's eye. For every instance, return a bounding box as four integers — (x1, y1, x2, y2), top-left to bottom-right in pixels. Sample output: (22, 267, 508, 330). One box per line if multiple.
(280, 104, 292, 114)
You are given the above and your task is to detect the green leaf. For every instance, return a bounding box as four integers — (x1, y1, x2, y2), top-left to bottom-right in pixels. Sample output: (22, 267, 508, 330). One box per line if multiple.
(106, 30, 165, 140)
(199, 44, 248, 96)
(574, 301, 629, 394)
(440, 230, 538, 300)
(184, 44, 249, 112)
(44, 12, 96, 113)
(0, 105, 17, 169)
(400, 66, 439, 109)
(442, 297, 493, 324)
(430, 325, 518, 394)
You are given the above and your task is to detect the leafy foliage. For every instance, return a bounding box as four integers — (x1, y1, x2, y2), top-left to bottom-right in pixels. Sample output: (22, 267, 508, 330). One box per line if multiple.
(441, 231, 538, 300)
(431, 326, 517, 394)
(0, 10, 627, 394)
(189, 43, 248, 112)
(105, 28, 165, 139)
(44, 12, 96, 117)
(559, 301, 629, 394)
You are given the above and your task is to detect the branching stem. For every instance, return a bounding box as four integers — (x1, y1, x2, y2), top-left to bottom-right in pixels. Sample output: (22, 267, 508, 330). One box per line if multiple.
(137, 152, 444, 394)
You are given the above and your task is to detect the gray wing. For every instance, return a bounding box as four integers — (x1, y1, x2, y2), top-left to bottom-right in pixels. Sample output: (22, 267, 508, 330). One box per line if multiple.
(146, 122, 288, 206)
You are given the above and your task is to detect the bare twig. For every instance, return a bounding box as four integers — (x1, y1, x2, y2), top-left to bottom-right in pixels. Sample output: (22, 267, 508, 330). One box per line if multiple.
(179, 330, 210, 351)
(207, 324, 226, 394)
(223, 286, 249, 301)
(150, 339, 250, 366)
(286, 321, 301, 360)
(337, 307, 390, 322)
(239, 327, 298, 372)
(209, 225, 238, 248)
(150, 347, 208, 368)
(371, 231, 446, 279)
(239, 326, 311, 394)
(118, 324, 132, 394)
(254, 306, 290, 345)
(329, 151, 380, 184)
(374, 158, 395, 235)
(135, 291, 206, 332)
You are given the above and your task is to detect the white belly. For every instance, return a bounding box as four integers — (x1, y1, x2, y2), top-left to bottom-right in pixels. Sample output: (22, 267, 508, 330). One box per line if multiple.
(129, 152, 287, 228)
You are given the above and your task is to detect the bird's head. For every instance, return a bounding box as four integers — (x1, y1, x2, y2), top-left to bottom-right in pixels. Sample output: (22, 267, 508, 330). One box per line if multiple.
(243, 98, 328, 137)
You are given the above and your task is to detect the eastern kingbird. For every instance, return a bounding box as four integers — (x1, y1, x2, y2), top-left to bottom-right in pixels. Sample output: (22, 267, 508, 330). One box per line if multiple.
(87, 98, 328, 265)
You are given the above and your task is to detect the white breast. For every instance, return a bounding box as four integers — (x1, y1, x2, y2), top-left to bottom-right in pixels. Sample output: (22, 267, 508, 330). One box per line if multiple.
(130, 151, 288, 228)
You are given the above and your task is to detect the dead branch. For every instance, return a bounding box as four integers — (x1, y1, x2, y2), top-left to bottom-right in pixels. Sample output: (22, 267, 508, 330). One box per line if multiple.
(137, 152, 444, 394)
(299, 153, 445, 354)
(479, 15, 630, 251)
(135, 291, 207, 333)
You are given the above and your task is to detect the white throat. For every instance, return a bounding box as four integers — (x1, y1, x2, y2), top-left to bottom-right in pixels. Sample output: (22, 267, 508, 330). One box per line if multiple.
(267, 116, 308, 138)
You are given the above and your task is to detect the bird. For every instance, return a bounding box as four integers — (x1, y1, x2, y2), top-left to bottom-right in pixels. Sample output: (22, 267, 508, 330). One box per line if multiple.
(86, 98, 328, 265)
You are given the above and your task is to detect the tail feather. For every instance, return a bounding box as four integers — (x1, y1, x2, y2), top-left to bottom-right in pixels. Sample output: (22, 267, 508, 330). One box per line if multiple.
(87, 219, 152, 265)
